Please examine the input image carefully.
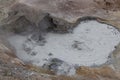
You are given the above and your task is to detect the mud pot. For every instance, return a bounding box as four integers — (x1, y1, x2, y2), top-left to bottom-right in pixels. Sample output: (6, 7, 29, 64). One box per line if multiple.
(6, 20, 120, 75)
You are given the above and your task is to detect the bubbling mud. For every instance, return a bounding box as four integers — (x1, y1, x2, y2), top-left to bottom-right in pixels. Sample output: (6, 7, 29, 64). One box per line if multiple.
(7, 21, 120, 75)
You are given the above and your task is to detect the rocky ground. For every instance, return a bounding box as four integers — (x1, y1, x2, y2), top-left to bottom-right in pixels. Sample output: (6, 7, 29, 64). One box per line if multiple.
(0, 0, 120, 80)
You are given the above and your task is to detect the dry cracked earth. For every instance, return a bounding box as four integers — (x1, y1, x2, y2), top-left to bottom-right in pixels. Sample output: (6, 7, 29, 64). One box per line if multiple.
(0, 0, 120, 80)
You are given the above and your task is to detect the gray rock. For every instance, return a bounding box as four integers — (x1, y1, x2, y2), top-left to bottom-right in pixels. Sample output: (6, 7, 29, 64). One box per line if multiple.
(42, 58, 76, 75)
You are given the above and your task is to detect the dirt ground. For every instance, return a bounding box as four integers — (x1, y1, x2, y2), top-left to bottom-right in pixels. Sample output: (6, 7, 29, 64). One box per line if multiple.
(0, 0, 120, 80)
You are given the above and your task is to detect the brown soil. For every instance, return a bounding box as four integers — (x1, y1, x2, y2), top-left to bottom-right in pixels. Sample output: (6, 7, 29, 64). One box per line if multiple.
(0, 0, 120, 80)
